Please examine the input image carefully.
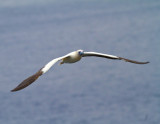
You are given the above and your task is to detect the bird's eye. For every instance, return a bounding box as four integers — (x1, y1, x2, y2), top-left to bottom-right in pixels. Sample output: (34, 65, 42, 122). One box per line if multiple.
(78, 51, 83, 55)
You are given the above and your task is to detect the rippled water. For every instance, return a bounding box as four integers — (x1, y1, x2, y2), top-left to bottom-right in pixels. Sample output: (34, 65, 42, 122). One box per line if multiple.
(0, 0, 159, 124)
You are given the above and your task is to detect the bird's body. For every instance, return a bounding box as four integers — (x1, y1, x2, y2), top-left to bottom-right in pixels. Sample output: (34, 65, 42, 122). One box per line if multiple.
(11, 49, 149, 92)
(60, 51, 82, 64)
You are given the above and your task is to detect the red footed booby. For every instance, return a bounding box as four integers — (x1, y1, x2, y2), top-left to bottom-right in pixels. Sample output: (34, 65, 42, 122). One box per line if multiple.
(11, 49, 149, 92)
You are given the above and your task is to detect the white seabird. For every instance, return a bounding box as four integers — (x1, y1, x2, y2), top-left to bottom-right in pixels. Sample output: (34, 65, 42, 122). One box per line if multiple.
(11, 49, 149, 92)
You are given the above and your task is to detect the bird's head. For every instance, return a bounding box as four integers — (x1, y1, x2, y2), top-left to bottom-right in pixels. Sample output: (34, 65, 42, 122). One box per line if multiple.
(77, 49, 84, 56)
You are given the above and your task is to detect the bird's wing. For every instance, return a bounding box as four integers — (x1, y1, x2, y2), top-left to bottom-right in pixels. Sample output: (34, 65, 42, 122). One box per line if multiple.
(82, 52, 149, 64)
(11, 55, 69, 92)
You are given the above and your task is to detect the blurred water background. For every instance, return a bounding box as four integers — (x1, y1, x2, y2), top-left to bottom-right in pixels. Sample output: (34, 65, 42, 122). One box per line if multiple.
(0, 0, 160, 124)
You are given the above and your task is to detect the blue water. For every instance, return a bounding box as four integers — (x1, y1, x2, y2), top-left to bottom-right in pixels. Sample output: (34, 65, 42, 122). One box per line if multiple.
(0, 0, 160, 124)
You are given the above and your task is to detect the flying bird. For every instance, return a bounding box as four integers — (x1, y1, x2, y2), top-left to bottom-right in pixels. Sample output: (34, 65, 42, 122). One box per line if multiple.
(11, 50, 149, 92)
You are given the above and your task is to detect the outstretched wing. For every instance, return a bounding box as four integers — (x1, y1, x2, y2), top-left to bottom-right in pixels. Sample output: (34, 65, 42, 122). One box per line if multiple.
(11, 55, 69, 92)
(82, 52, 149, 64)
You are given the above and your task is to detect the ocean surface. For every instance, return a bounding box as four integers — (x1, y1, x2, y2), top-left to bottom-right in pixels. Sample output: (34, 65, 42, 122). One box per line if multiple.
(0, 0, 159, 124)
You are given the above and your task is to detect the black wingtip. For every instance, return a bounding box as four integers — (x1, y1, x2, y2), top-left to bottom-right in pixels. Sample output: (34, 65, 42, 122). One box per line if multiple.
(11, 89, 17, 92)
(119, 57, 150, 64)
(11, 87, 23, 92)
(11, 70, 43, 92)
(11, 89, 16, 92)
(145, 61, 150, 64)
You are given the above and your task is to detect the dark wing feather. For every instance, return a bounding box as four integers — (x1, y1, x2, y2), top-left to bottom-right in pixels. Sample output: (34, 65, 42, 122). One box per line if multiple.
(11, 70, 43, 92)
(118, 57, 149, 64)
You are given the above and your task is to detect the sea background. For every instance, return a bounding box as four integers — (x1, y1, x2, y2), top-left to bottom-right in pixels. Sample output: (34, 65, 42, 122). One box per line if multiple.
(0, 0, 159, 124)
